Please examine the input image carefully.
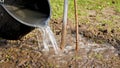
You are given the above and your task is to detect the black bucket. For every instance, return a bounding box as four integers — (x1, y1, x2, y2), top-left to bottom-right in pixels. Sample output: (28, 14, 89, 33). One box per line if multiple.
(0, 0, 51, 40)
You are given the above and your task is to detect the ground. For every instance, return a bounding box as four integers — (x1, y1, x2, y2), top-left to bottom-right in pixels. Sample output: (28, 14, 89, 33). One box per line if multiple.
(0, 7, 120, 68)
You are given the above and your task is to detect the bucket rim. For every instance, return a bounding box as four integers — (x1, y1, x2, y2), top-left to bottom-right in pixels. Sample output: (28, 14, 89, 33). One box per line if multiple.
(0, 0, 51, 28)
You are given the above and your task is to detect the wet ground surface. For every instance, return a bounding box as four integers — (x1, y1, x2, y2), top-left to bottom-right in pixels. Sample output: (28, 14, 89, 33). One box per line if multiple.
(0, 7, 120, 68)
(0, 28, 120, 68)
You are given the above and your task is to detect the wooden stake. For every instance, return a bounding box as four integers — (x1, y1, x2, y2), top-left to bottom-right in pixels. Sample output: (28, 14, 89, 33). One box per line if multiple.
(60, 0, 68, 50)
(74, 0, 79, 52)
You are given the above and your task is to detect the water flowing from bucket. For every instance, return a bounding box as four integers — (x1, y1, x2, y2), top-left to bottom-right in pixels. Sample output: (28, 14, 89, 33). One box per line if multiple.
(38, 26, 60, 54)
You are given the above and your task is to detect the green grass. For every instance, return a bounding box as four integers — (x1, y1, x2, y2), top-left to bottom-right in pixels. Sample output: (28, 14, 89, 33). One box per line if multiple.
(50, 0, 120, 19)
(114, 0, 120, 12)
(50, 0, 120, 44)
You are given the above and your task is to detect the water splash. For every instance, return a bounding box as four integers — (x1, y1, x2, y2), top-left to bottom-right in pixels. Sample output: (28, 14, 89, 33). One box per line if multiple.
(38, 26, 60, 54)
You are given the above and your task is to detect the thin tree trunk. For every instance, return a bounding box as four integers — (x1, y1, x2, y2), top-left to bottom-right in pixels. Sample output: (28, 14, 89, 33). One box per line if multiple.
(60, 0, 68, 50)
(74, 0, 79, 52)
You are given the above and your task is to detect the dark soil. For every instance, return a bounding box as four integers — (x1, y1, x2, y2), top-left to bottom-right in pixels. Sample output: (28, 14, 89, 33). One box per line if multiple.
(0, 7, 120, 68)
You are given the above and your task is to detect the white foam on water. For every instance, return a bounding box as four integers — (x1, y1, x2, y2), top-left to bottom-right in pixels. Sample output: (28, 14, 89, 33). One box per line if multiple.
(38, 26, 60, 54)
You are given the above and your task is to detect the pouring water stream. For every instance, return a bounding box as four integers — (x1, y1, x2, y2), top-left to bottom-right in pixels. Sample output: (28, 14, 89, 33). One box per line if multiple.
(37, 25, 61, 54)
